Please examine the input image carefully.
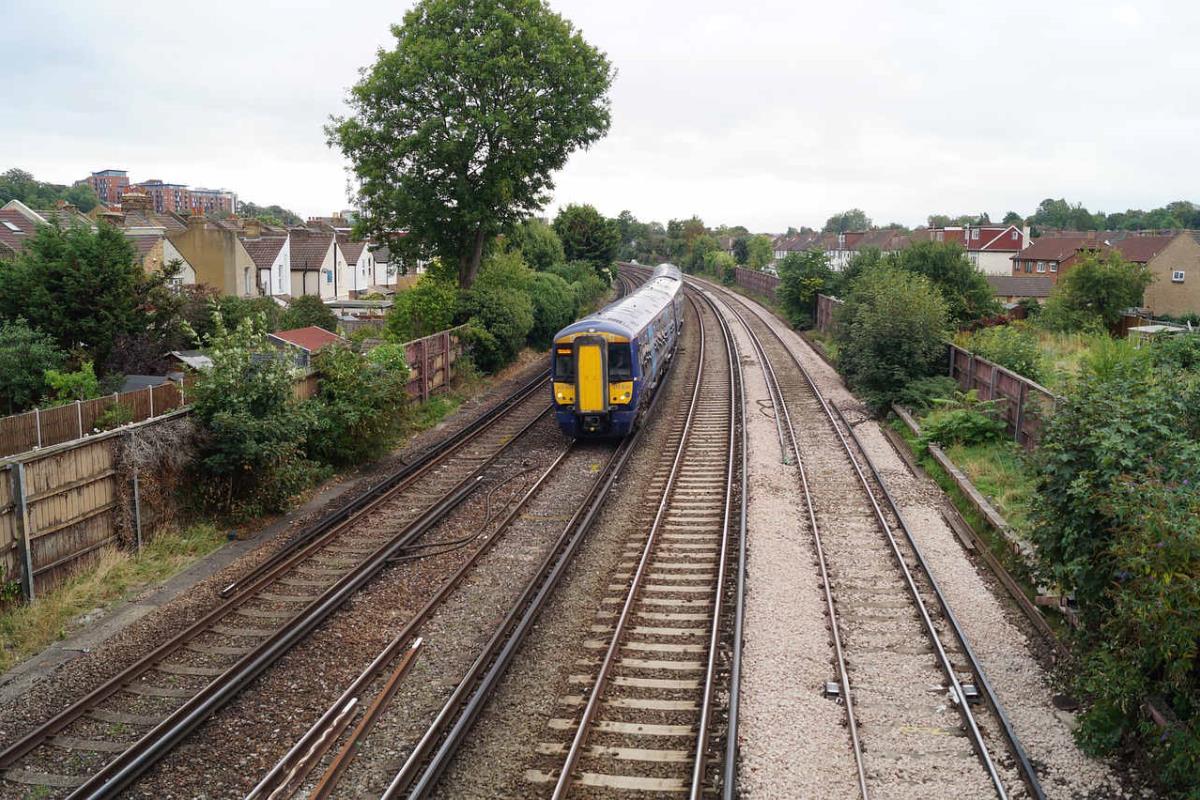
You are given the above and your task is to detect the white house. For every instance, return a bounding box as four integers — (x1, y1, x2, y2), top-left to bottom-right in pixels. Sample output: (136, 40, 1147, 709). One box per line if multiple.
(240, 233, 289, 297)
(337, 238, 376, 296)
(288, 230, 338, 298)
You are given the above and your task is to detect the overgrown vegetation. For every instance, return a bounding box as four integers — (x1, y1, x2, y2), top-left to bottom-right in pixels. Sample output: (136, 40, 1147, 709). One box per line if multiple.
(775, 250, 835, 328)
(1039, 250, 1153, 333)
(834, 267, 949, 411)
(958, 325, 1046, 385)
(305, 346, 409, 466)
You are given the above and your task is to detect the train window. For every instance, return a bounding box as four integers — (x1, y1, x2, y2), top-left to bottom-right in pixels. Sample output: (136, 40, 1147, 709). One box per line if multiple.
(554, 348, 575, 380)
(609, 343, 633, 381)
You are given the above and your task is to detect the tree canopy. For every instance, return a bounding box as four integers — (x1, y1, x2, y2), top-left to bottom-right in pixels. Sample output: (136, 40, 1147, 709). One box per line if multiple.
(239, 201, 302, 226)
(889, 240, 999, 325)
(281, 294, 339, 333)
(822, 208, 872, 233)
(0, 168, 99, 213)
(329, 0, 614, 289)
(1040, 251, 1153, 331)
(553, 204, 619, 279)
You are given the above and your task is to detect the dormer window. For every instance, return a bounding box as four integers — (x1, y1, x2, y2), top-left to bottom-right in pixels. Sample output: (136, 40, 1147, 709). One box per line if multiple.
(1173, 270, 1186, 283)
(1, 221, 20, 233)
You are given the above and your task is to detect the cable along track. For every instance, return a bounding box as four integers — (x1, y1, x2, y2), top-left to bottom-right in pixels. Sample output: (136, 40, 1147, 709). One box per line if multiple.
(0, 370, 557, 799)
(713, 287, 1044, 800)
(515, 290, 743, 800)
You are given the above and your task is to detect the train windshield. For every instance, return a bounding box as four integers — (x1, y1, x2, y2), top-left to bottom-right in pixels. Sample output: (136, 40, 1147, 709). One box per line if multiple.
(608, 343, 633, 381)
(553, 346, 575, 381)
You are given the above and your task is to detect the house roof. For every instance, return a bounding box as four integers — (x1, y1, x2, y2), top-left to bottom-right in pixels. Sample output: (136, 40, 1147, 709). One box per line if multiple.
(975, 225, 1024, 252)
(371, 245, 391, 262)
(169, 350, 213, 370)
(289, 230, 333, 270)
(338, 238, 367, 263)
(117, 208, 187, 233)
(986, 275, 1054, 298)
(126, 233, 161, 259)
(0, 208, 35, 255)
(1012, 236, 1103, 262)
(120, 375, 172, 392)
(269, 326, 345, 353)
(33, 207, 93, 228)
(240, 235, 287, 269)
(1112, 234, 1176, 263)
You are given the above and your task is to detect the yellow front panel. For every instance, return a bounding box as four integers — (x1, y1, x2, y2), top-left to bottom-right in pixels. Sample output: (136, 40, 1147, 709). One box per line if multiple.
(553, 381, 575, 405)
(609, 381, 634, 405)
(577, 344, 605, 412)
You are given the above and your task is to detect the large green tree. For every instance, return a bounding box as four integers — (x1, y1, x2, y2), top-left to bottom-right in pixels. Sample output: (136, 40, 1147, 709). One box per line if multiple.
(1040, 250, 1153, 331)
(553, 204, 619, 279)
(776, 250, 834, 327)
(281, 295, 339, 333)
(822, 208, 872, 233)
(506, 218, 564, 272)
(329, 0, 614, 289)
(0, 168, 99, 213)
(0, 319, 66, 413)
(889, 240, 999, 325)
(746, 234, 774, 270)
(0, 222, 175, 368)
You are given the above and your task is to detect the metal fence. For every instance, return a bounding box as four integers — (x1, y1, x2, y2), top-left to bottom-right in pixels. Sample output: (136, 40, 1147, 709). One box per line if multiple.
(401, 325, 467, 401)
(947, 344, 1060, 450)
(814, 293, 843, 334)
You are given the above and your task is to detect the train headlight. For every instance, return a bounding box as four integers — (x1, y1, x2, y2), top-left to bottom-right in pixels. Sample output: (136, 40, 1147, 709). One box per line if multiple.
(621, 391, 631, 401)
(556, 392, 566, 401)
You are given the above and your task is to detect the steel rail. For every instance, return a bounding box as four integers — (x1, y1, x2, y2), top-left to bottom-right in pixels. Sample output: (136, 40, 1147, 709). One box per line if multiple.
(0, 369, 552, 776)
(380, 298, 685, 800)
(715, 290, 870, 798)
(719, 288, 1045, 800)
(58, 400, 554, 799)
(686, 286, 740, 799)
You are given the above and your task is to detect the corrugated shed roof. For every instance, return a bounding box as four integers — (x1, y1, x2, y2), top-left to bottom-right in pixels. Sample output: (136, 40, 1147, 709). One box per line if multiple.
(269, 326, 345, 353)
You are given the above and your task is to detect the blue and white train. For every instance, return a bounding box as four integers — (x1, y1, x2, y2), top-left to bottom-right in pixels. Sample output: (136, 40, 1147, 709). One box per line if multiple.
(550, 264, 684, 437)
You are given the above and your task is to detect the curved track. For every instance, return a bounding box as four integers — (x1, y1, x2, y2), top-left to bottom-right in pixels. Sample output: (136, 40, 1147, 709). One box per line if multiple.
(708, 282, 1044, 800)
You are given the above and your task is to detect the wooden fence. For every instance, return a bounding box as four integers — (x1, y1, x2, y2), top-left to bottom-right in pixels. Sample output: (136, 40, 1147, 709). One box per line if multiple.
(0, 417, 180, 600)
(947, 344, 1060, 449)
(815, 293, 843, 334)
(401, 325, 467, 401)
(0, 383, 188, 460)
(733, 267, 780, 299)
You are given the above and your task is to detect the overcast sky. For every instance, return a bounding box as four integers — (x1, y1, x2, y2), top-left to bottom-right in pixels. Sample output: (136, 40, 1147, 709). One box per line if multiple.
(4, 0, 1198, 231)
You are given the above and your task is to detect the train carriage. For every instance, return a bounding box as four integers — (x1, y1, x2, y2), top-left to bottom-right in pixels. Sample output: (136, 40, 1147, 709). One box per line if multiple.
(551, 264, 684, 437)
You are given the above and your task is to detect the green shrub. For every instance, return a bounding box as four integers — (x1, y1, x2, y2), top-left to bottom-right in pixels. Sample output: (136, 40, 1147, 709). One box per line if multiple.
(776, 250, 834, 328)
(1151, 333, 1200, 373)
(0, 318, 64, 413)
(888, 240, 999, 326)
(894, 375, 959, 411)
(460, 285, 534, 372)
(307, 345, 409, 466)
(919, 408, 1005, 448)
(364, 342, 410, 377)
(506, 218, 564, 271)
(474, 250, 535, 296)
(189, 317, 323, 519)
(222, 295, 284, 333)
(280, 294, 337, 333)
(1038, 250, 1153, 332)
(385, 276, 459, 341)
(43, 361, 100, 405)
(834, 267, 949, 411)
(528, 272, 576, 348)
(962, 325, 1045, 383)
(95, 403, 134, 430)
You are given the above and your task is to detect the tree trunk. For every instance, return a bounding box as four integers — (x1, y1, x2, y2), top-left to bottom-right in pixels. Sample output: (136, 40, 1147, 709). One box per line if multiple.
(459, 227, 486, 289)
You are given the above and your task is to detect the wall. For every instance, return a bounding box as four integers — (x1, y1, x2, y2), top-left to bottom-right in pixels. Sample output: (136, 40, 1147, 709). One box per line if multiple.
(1145, 234, 1200, 317)
(814, 293, 843, 334)
(947, 344, 1059, 449)
(733, 267, 779, 299)
(169, 220, 238, 294)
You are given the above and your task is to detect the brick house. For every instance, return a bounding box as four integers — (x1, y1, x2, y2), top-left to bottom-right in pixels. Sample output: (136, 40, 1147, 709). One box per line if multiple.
(1113, 233, 1200, 317)
(84, 169, 129, 206)
(1010, 236, 1104, 284)
(986, 275, 1054, 304)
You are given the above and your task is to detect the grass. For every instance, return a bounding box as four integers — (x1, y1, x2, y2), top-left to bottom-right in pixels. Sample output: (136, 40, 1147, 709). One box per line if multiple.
(1031, 328, 1106, 391)
(940, 440, 1036, 534)
(804, 329, 839, 365)
(0, 524, 227, 674)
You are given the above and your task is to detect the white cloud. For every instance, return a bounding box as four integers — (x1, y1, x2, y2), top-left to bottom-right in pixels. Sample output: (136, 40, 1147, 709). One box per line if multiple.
(2, 0, 1197, 228)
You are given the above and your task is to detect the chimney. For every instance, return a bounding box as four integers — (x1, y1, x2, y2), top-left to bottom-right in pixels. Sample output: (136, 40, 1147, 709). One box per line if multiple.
(244, 219, 263, 238)
(121, 190, 151, 212)
(1021, 225, 1031, 248)
(187, 212, 206, 229)
(55, 199, 77, 212)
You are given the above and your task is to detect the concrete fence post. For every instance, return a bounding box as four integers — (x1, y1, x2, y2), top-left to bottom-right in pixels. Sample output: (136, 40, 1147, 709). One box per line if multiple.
(148, 385, 154, 418)
(131, 432, 143, 552)
(12, 463, 34, 601)
(33, 408, 41, 449)
(1013, 381, 1027, 445)
(76, 400, 83, 439)
(988, 364, 1000, 403)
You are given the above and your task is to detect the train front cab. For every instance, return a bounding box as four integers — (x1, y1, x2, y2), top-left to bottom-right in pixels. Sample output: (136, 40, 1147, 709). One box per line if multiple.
(552, 334, 638, 437)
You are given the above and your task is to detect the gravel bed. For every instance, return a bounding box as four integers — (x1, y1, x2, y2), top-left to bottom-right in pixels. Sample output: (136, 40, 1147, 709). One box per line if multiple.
(721, 287, 1141, 799)
(0, 358, 550, 798)
(710, 295, 859, 799)
(429, 301, 704, 799)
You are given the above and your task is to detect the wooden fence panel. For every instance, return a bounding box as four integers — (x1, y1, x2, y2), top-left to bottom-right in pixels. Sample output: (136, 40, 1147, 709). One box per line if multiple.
(0, 468, 17, 588)
(947, 343, 1059, 449)
(0, 413, 39, 456)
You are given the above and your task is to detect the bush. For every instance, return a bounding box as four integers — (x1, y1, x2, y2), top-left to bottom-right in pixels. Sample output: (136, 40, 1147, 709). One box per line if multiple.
(962, 325, 1045, 384)
(306, 345, 409, 466)
(280, 295, 337, 333)
(365, 342, 410, 376)
(189, 317, 323, 519)
(776, 250, 834, 328)
(701, 250, 735, 280)
(889, 240, 1000, 326)
(0, 318, 64, 413)
(553, 204, 619, 281)
(507, 218, 564, 271)
(460, 285, 534, 372)
(43, 361, 100, 405)
(95, 403, 134, 431)
(1038, 250, 1153, 332)
(893, 375, 959, 412)
(528, 272, 576, 348)
(385, 276, 459, 341)
(919, 407, 1005, 448)
(834, 267, 949, 411)
(1151, 333, 1200, 373)
(547, 261, 607, 313)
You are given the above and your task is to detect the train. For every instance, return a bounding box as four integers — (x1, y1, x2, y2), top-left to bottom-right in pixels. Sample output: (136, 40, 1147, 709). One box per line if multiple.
(551, 263, 684, 437)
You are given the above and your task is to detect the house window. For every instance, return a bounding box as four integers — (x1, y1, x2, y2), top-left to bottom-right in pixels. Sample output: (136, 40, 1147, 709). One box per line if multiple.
(1050, 262, 1058, 273)
(1037, 262, 1046, 273)
(972, 228, 980, 240)
(325, 270, 333, 283)
(1011, 231, 1019, 240)
(1173, 270, 1186, 283)
(1025, 262, 1032, 273)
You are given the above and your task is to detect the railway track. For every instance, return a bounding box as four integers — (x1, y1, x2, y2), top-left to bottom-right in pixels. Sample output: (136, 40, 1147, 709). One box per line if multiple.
(711, 285, 1045, 800)
(502, 289, 743, 799)
(0, 366, 563, 798)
